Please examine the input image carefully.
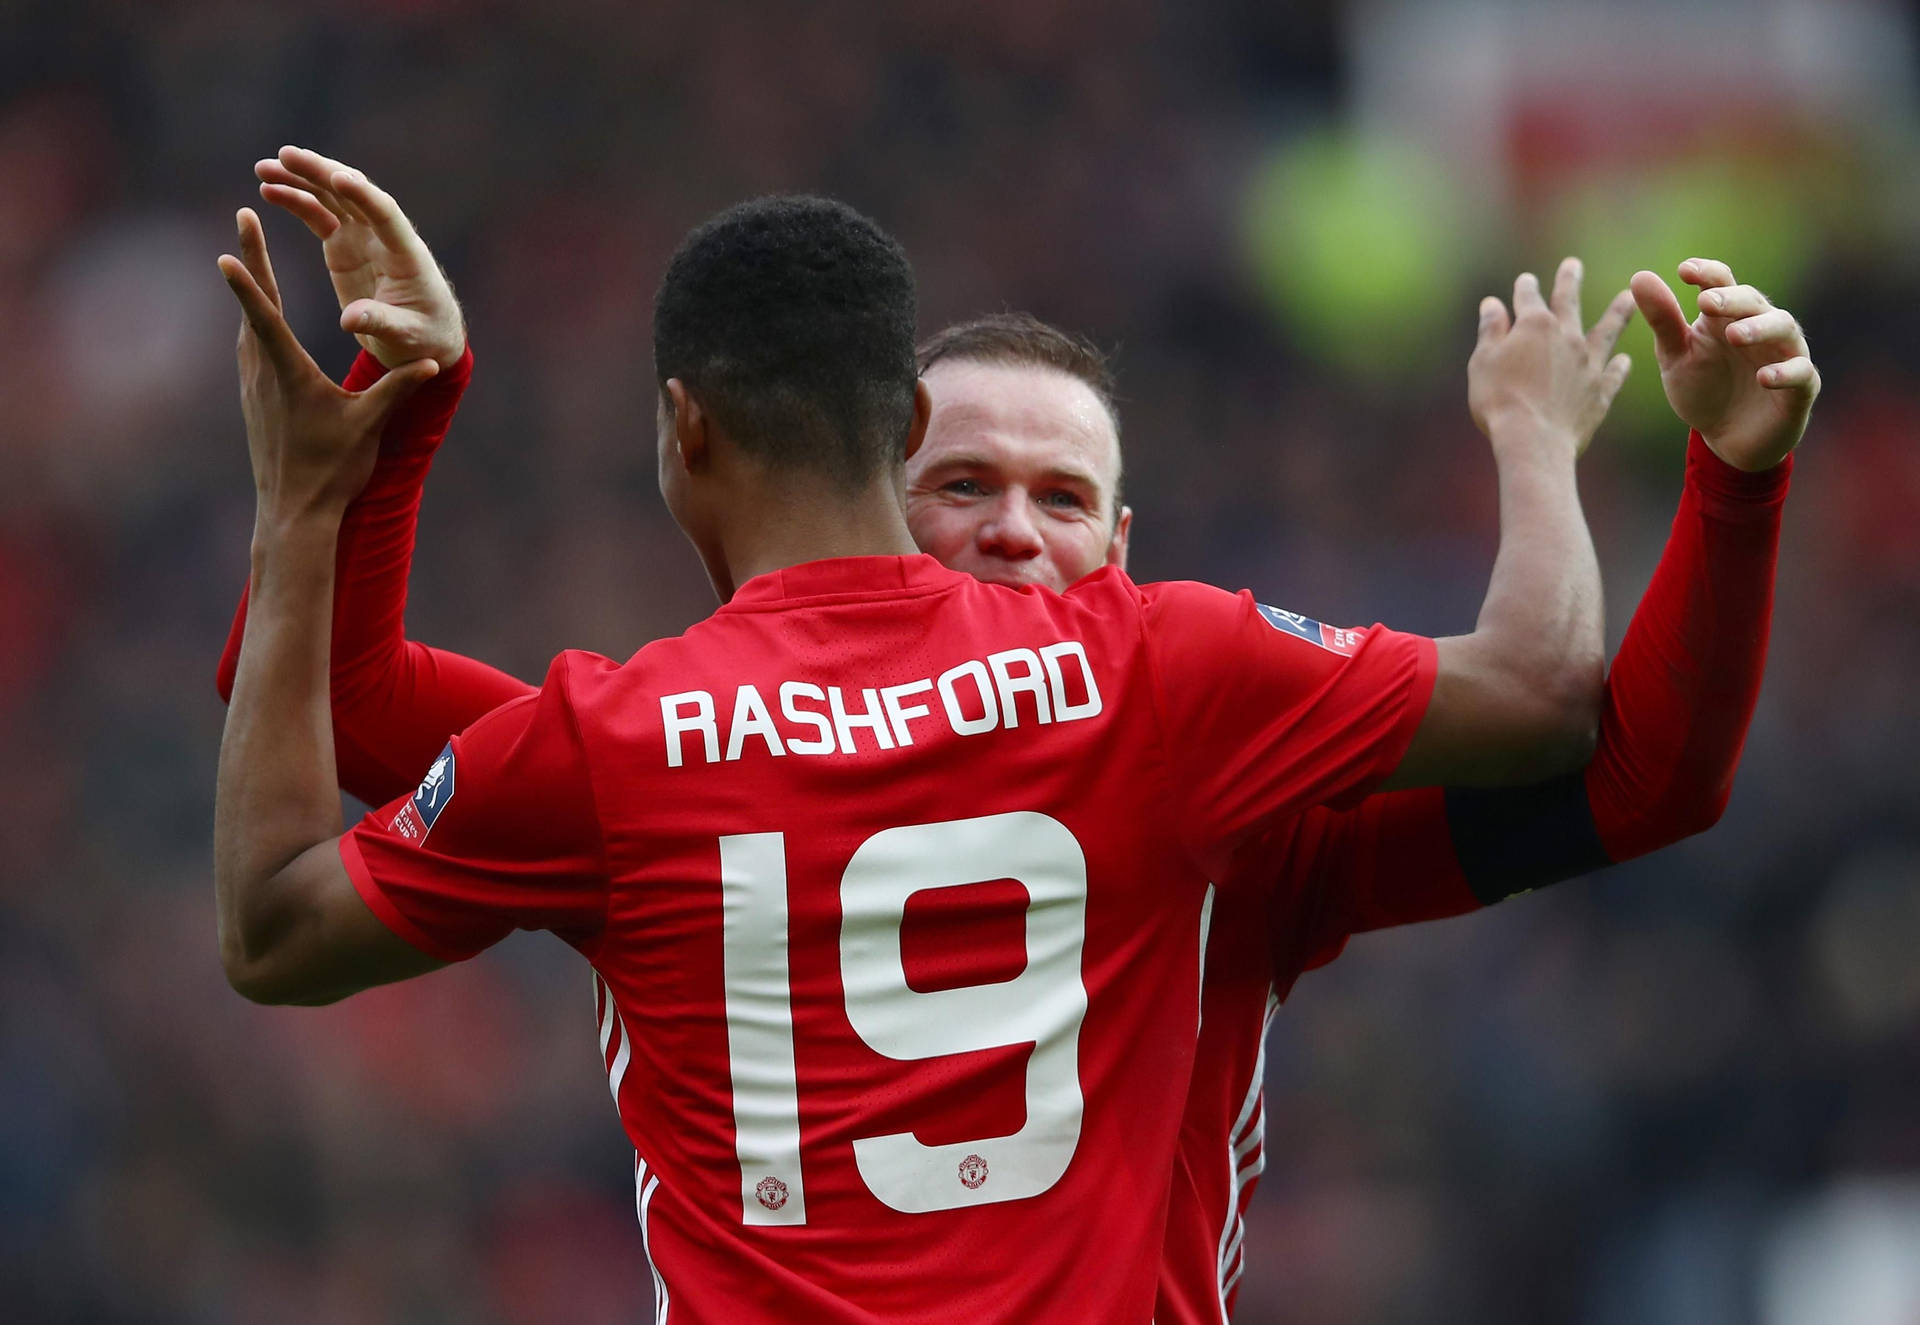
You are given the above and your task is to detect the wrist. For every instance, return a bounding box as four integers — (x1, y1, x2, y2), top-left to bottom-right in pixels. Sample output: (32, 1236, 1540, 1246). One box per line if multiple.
(347, 340, 473, 389)
(1695, 427, 1795, 478)
(1687, 429, 1792, 518)
(1485, 411, 1581, 461)
(251, 506, 345, 563)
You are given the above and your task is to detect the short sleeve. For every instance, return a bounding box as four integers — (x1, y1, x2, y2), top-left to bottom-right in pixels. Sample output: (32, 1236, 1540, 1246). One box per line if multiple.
(1140, 581, 1437, 865)
(339, 652, 609, 963)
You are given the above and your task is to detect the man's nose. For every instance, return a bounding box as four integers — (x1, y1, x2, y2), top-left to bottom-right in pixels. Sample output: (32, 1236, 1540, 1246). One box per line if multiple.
(975, 490, 1044, 559)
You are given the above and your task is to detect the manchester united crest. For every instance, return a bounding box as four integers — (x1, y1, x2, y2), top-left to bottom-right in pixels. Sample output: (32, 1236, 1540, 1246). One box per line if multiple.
(756, 1176, 789, 1210)
(957, 1154, 988, 1190)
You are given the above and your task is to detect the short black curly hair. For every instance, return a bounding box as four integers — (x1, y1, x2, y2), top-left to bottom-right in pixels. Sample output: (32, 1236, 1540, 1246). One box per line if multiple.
(653, 195, 919, 486)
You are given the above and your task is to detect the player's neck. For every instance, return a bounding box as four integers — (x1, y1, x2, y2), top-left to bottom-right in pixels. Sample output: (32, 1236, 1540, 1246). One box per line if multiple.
(707, 478, 920, 601)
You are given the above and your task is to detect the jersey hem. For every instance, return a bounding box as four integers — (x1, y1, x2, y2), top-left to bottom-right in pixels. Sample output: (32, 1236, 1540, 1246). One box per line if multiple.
(338, 830, 477, 964)
(1374, 631, 1440, 797)
(552, 659, 613, 962)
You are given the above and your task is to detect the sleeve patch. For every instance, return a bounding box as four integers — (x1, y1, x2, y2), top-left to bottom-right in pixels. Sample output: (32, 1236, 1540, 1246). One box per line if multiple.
(1256, 604, 1364, 656)
(390, 743, 456, 843)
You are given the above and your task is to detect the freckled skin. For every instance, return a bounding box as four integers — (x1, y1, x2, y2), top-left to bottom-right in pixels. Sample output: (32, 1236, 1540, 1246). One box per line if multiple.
(906, 360, 1133, 592)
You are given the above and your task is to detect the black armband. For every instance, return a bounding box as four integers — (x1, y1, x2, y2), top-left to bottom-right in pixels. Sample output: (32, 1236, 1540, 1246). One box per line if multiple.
(1443, 772, 1611, 906)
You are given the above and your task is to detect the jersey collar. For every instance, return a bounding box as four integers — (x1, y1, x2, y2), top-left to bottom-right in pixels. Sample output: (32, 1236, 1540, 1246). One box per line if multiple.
(721, 554, 961, 610)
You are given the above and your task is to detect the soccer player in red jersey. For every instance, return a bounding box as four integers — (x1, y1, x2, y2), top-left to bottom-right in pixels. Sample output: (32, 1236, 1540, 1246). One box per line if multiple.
(211, 151, 1637, 1321)
(1165, 259, 1814, 1322)
(218, 149, 1817, 1320)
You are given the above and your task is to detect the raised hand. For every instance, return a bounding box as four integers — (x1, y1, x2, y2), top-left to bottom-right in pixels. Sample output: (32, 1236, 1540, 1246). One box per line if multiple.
(217, 208, 440, 521)
(254, 145, 466, 370)
(1469, 257, 1635, 457)
(1630, 260, 1818, 472)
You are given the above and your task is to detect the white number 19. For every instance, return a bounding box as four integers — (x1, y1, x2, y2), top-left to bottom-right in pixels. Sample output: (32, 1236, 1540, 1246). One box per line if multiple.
(719, 812, 1089, 1224)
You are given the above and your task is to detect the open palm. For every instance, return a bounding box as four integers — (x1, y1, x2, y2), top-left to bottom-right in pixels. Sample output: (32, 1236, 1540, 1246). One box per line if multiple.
(1630, 259, 1818, 472)
(255, 145, 466, 370)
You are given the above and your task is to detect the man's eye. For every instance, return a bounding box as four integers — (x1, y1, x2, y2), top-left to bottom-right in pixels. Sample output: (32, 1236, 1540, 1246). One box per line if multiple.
(944, 479, 986, 496)
(1040, 491, 1088, 510)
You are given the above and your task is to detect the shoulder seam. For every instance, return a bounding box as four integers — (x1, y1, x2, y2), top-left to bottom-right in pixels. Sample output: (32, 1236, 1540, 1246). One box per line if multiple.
(1130, 581, 1209, 877)
(553, 654, 616, 959)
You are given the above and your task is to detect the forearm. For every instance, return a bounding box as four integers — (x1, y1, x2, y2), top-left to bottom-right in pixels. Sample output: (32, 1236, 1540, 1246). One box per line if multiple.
(215, 349, 508, 804)
(1478, 429, 1606, 725)
(1443, 431, 1789, 899)
(215, 517, 347, 983)
(1402, 429, 1602, 787)
(1585, 431, 1788, 857)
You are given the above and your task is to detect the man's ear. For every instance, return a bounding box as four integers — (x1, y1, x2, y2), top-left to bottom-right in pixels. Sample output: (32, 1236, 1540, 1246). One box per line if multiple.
(1107, 505, 1133, 570)
(903, 379, 933, 462)
(666, 379, 710, 473)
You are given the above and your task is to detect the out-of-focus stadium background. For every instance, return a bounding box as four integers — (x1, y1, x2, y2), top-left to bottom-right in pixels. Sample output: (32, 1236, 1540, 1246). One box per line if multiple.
(4, 0, 1917, 1320)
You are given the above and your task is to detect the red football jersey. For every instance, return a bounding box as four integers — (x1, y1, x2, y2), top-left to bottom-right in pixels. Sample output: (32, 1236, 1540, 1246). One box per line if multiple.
(340, 555, 1435, 1323)
(1158, 791, 1481, 1323)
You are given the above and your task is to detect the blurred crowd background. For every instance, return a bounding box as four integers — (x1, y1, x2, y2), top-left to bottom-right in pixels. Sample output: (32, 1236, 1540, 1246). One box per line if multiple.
(4, 0, 1918, 1320)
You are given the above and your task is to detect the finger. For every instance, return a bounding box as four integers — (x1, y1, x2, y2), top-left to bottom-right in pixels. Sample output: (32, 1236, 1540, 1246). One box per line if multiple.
(259, 181, 341, 240)
(1549, 256, 1583, 330)
(339, 298, 426, 343)
(1630, 270, 1691, 362)
(352, 357, 440, 426)
(1587, 288, 1635, 360)
(1512, 271, 1547, 318)
(277, 145, 373, 225)
(217, 253, 316, 379)
(234, 208, 282, 312)
(330, 169, 426, 257)
(256, 158, 318, 191)
(1600, 351, 1632, 405)
(1476, 295, 1511, 345)
(1678, 257, 1736, 290)
(1697, 283, 1771, 321)
(275, 146, 367, 225)
(1727, 308, 1804, 354)
(1758, 355, 1819, 395)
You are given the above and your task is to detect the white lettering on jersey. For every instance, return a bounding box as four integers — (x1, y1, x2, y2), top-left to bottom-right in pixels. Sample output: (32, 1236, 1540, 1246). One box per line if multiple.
(779, 682, 837, 756)
(661, 691, 718, 768)
(828, 686, 895, 755)
(726, 684, 785, 762)
(937, 660, 999, 736)
(986, 648, 1052, 728)
(1039, 641, 1102, 721)
(879, 679, 936, 746)
(661, 641, 1103, 767)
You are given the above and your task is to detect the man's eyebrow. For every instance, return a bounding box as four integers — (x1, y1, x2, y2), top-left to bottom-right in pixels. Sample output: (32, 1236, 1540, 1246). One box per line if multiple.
(917, 452, 998, 472)
(917, 451, 1113, 499)
(1039, 465, 1100, 489)
(920, 453, 1102, 489)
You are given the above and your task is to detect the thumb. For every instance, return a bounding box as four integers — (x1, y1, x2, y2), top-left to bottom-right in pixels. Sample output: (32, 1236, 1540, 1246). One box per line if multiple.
(353, 357, 440, 428)
(1630, 270, 1690, 363)
(340, 298, 424, 343)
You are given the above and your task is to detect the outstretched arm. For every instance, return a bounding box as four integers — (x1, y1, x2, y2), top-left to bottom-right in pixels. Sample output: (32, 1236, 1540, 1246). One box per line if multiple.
(214, 209, 447, 1004)
(1450, 257, 1815, 888)
(1262, 259, 1813, 967)
(215, 146, 532, 806)
(215, 349, 535, 804)
(1382, 258, 1633, 788)
(1270, 420, 1792, 973)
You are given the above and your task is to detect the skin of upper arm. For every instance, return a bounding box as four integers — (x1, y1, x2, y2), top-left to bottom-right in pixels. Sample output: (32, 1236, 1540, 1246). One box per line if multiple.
(1382, 633, 1601, 790)
(224, 836, 445, 1006)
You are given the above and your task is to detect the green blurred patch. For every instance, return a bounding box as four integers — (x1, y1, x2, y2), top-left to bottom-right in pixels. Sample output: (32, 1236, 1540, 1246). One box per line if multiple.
(1241, 129, 1479, 386)
(1241, 131, 1834, 469)
(1549, 158, 1821, 455)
